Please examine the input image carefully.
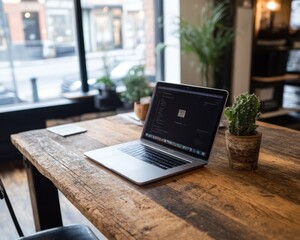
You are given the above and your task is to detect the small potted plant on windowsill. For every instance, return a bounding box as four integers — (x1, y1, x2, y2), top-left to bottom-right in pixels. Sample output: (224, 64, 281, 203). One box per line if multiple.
(95, 50, 119, 99)
(121, 66, 152, 121)
(96, 76, 116, 98)
(224, 93, 262, 170)
(94, 76, 122, 111)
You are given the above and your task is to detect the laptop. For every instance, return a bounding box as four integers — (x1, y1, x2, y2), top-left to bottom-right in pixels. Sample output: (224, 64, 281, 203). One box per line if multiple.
(84, 82, 228, 185)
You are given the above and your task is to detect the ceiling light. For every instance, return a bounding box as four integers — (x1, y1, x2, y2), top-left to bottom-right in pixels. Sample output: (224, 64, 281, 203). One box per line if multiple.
(266, 0, 281, 11)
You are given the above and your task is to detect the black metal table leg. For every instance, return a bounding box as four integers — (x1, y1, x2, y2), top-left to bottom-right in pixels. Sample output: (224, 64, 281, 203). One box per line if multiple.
(24, 157, 63, 231)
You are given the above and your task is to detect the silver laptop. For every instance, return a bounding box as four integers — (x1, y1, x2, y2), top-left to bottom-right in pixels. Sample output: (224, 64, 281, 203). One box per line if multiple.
(84, 82, 228, 185)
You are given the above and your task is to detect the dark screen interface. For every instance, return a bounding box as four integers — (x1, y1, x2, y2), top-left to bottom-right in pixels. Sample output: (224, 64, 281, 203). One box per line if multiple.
(143, 85, 225, 159)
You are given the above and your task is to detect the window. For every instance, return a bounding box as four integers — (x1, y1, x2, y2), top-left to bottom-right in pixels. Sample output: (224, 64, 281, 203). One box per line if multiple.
(287, 0, 300, 73)
(290, 0, 300, 29)
(46, 10, 74, 44)
(22, 11, 41, 46)
(78, 0, 157, 93)
(0, 0, 160, 107)
(0, 0, 79, 106)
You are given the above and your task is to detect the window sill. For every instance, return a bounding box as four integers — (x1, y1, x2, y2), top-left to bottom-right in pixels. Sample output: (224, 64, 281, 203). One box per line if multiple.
(0, 98, 75, 114)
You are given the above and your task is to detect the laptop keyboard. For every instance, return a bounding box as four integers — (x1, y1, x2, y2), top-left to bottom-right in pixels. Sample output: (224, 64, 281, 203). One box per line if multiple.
(118, 144, 189, 170)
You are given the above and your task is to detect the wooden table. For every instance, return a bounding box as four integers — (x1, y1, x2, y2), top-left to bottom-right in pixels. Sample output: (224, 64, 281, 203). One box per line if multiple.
(11, 114, 300, 240)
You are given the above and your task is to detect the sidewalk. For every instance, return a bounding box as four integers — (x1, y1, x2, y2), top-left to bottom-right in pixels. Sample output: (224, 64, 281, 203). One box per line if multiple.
(0, 48, 137, 69)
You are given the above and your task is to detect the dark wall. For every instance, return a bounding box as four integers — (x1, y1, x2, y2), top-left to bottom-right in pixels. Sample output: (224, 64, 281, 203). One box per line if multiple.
(0, 98, 98, 162)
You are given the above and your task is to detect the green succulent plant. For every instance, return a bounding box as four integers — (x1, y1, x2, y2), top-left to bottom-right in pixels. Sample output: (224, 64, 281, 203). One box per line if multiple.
(224, 93, 261, 136)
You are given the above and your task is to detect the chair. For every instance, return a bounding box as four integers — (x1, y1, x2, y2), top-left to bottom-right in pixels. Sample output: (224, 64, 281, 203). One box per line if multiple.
(0, 178, 99, 240)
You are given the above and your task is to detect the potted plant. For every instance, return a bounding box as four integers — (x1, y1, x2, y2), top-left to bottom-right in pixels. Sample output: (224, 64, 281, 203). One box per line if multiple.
(96, 76, 116, 98)
(121, 66, 152, 121)
(95, 52, 117, 98)
(178, 1, 234, 88)
(224, 93, 262, 170)
(94, 76, 122, 111)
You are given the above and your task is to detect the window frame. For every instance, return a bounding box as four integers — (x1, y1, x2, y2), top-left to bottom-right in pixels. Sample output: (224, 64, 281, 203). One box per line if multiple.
(75, 0, 164, 93)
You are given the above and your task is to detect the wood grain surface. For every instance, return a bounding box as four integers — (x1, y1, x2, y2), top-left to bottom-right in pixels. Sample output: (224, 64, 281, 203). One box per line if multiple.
(11, 115, 300, 240)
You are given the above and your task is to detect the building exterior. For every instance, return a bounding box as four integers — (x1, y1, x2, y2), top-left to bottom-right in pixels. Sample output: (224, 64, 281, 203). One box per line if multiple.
(0, 0, 153, 60)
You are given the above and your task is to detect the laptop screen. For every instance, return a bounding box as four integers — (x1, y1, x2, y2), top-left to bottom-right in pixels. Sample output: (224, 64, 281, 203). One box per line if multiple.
(141, 82, 228, 161)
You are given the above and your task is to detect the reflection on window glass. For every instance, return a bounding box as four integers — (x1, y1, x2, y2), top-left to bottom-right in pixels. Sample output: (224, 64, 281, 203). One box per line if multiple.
(0, 0, 156, 106)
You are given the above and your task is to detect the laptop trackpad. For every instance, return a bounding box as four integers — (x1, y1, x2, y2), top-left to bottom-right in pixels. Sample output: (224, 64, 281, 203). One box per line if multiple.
(85, 148, 147, 172)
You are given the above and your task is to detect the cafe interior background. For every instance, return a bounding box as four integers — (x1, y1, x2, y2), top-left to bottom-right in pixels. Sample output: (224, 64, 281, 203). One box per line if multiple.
(0, 0, 300, 239)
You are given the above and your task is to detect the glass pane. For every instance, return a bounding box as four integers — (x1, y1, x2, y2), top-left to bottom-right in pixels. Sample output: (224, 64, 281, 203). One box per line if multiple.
(0, 0, 157, 106)
(0, 0, 79, 106)
(290, 0, 300, 29)
(61, 0, 156, 93)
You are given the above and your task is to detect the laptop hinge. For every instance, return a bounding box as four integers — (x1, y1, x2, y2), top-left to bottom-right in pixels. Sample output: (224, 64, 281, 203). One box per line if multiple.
(140, 139, 207, 164)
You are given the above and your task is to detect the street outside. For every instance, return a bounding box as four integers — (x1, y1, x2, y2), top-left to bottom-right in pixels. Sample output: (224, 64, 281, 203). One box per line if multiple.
(0, 48, 142, 105)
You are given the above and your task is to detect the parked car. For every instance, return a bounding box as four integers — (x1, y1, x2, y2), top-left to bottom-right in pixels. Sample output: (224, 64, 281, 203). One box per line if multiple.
(61, 74, 100, 93)
(61, 60, 145, 93)
(0, 84, 21, 105)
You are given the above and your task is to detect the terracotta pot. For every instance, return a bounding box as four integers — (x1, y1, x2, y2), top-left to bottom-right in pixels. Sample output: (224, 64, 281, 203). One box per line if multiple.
(225, 130, 262, 170)
(134, 102, 150, 121)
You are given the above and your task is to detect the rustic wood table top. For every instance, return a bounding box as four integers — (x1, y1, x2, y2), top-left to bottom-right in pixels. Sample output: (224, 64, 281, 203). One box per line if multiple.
(11, 114, 300, 240)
